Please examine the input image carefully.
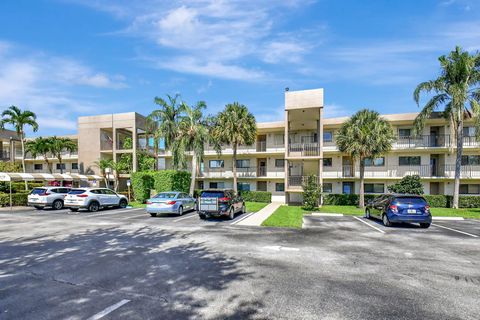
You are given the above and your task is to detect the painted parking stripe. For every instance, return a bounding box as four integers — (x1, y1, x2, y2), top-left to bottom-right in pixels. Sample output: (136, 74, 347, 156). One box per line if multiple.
(230, 212, 255, 225)
(174, 213, 197, 222)
(87, 299, 130, 320)
(352, 216, 386, 234)
(432, 223, 479, 238)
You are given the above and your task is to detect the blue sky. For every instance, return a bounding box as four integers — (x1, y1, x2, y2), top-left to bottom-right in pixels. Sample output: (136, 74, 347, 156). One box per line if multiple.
(0, 0, 479, 136)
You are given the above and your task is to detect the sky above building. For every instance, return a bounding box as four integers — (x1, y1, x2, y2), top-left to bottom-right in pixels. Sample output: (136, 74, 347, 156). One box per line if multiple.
(0, 0, 479, 135)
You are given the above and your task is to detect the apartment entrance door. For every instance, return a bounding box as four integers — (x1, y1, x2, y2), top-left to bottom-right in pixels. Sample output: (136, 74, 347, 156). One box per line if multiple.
(257, 159, 267, 177)
(430, 154, 439, 177)
(342, 157, 353, 177)
(342, 182, 354, 194)
(430, 126, 440, 147)
(430, 182, 440, 195)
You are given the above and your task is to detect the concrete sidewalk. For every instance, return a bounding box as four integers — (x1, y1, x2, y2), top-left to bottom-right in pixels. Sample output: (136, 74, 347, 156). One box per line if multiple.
(236, 202, 282, 226)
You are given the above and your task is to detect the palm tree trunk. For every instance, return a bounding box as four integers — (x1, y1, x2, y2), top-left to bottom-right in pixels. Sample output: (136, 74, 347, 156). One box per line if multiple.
(190, 153, 197, 196)
(232, 144, 238, 194)
(359, 157, 365, 208)
(453, 120, 463, 209)
(58, 156, 64, 186)
(44, 156, 52, 173)
(20, 133, 28, 191)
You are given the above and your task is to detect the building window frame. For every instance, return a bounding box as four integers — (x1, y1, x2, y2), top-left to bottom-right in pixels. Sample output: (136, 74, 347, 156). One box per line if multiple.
(323, 183, 333, 193)
(323, 158, 333, 167)
(236, 159, 250, 168)
(209, 160, 224, 169)
(364, 157, 385, 167)
(399, 156, 421, 166)
(364, 183, 385, 194)
(275, 159, 285, 168)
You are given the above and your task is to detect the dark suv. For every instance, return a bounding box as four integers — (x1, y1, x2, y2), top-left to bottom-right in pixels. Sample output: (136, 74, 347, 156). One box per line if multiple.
(365, 194, 432, 228)
(197, 189, 245, 220)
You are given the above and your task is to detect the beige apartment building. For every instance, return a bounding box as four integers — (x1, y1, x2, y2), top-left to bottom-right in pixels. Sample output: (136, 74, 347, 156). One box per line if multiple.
(1, 88, 479, 202)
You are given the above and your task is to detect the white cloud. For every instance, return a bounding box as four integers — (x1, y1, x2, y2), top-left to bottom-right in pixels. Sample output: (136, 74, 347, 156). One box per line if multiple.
(323, 104, 351, 118)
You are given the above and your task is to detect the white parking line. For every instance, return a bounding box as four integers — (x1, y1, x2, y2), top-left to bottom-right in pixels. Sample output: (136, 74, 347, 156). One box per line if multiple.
(432, 223, 479, 238)
(352, 216, 386, 234)
(230, 212, 255, 225)
(174, 213, 197, 222)
(87, 299, 130, 320)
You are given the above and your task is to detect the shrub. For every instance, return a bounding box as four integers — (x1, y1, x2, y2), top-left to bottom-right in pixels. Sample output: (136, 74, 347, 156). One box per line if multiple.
(302, 175, 322, 210)
(193, 189, 203, 198)
(0, 181, 44, 193)
(153, 170, 191, 194)
(131, 171, 155, 203)
(0, 162, 22, 173)
(458, 196, 480, 208)
(240, 190, 272, 203)
(323, 194, 377, 206)
(0, 192, 29, 207)
(423, 195, 447, 208)
(387, 175, 424, 195)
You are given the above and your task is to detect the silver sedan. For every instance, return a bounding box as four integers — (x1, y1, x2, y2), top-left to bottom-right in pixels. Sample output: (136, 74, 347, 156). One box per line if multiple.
(146, 192, 196, 217)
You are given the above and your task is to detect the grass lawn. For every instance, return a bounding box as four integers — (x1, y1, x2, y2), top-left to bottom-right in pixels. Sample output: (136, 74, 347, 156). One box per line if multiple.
(129, 201, 146, 208)
(318, 205, 364, 216)
(261, 205, 312, 228)
(246, 201, 268, 213)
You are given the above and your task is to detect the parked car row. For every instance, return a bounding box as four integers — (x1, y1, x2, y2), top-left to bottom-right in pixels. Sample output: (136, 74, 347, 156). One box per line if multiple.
(28, 187, 128, 212)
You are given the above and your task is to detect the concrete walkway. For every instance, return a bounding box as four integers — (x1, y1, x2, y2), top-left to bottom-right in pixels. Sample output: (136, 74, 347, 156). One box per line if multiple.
(236, 202, 282, 226)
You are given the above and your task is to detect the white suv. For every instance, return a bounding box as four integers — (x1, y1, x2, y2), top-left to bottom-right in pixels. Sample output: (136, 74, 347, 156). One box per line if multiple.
(64, 188, 128, 212)
(28, 187, 71, 210)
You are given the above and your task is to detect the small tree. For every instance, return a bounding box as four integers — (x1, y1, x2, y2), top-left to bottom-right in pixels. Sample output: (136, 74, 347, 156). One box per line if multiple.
(302, 175, 322, 210)
(387, 175, 424, 195)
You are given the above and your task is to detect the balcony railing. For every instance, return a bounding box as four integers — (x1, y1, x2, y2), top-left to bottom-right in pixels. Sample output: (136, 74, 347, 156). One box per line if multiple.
(394, 135, 451, 148)
(288, 143, 321, 156)
(288, 175, 322, 187)
(257, 166, 266, 177)
(256, 141, 266, 152)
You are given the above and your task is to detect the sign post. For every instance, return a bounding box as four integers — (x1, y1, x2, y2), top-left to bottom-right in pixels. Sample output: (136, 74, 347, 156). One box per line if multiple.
(127, 179, 131, 202)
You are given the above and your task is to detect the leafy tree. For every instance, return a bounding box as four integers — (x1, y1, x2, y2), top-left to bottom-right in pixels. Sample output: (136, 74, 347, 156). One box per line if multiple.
(336, 109, 396, 208)
(49, 137, 77, 174)
(117, 137, 133, 173)
(413, 46, 480, 209)
(93, 159, 112, 187)
(302, 175, 322, 210)
(387, 175, 424, 195)
(25, 137, 53, 173)
(108, 160, 123, 191)
(174, 101, 209, 195)
(0, 106, 38, 190)
(210, 102, 256, 194)
(138, 152, 155, 171)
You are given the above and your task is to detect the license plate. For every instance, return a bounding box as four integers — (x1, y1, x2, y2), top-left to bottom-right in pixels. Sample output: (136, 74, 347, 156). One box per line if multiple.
(407, 209, 417, 214)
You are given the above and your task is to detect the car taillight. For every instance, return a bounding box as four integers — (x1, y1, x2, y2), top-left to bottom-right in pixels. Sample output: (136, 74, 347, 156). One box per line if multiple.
(219, 197, 230, 202)
(425, 205, 430, 212)
(39, 192, 50, 196)
(389, 205, 398, 213)
(77, 194, 88, 198)
(166, 200, 176, 205)
(146, 201, 152, 205)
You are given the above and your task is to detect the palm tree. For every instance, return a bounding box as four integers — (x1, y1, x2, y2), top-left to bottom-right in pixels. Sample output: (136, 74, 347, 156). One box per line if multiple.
(413, 46, 480, 209)
(93, 159, 112, 187)
(49, 137, 77, 174)
(336, 109, 395, 208)
(0, 106, 38, 190)
(25, 137, 53, 173)
(108, 160, 123, 191)
(145, 116, 161, 170)
(211, 102, 256, 194)
(174, 101, 209, 195)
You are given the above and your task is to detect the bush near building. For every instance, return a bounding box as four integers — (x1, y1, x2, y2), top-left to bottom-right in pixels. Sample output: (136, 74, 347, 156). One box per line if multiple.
(387, 175, 424, 195)
(0, 192, 29, 207)
(131, 171, 155, 203)
(239, 191, 272, 203)
(131, 170, 191, 203)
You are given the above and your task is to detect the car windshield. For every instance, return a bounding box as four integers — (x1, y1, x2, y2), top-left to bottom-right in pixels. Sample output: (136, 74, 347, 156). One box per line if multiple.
(30, 188, 46, 195)
(154, 193, 177, 199)
(68, 189, 86, 195)
(394, 197, 427, 205)
(200, 191, 225, 198)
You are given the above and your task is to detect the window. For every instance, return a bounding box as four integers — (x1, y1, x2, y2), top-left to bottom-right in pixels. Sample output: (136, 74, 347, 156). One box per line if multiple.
(275, 183, 285, 192)
(323, 158, 332, 167)
(274, 134, 284, 146)
(323, 183, 333, 193)
(463, 127, 475, 137)
(34, 163, 43, 170)
(399, 156, 421, 166)
(236, 159, 250, 168)
(71, 163, 78, 170)
(323, 131, 333, 142)
(364, 183, 384, 193)
(364, 157, 385, 167)
(56, 163, 66, 170)
(275, 159, 285, 167)
(209, 160, 224, 168)
(461, 155, 480, 165)
(398, 128, 411, 137)
(209, 182, 224, 189)
(460, 184, 480, 195)
(301, 134, 317, 143)
(257, 181, 267, 191)
(237, 182, 250, 191)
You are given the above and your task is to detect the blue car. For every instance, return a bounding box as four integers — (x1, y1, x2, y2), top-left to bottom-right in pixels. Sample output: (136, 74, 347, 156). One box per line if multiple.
(365, 194, 432, 228)
(146, 192, 196, 217)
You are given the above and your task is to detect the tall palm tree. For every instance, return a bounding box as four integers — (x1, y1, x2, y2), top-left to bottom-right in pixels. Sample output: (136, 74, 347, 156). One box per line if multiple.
(174, 101, 209, 195)
(108, 159, 122, 191)
(25, 137, 53, 173)
(0, 106, 38, 190)
(93, 158, 112, 187)
(211, 102, 256, 194)
(49, 137, 77, 174)
(413, 46, 480, 209)
(145, 116, 161, 170)
(336, 109, 395, 208)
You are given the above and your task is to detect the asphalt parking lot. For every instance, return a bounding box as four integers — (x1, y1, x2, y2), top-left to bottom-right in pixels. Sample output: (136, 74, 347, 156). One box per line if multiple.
(0, 207, 479, 319)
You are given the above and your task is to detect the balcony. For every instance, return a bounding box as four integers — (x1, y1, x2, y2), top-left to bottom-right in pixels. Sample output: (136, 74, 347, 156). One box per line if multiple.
(288, 175, 321, 187)
(256, 141, 266, 152)
(394, 135, 450, 149)
(288, 143, 321, 157)
(199, 166, 284, 179)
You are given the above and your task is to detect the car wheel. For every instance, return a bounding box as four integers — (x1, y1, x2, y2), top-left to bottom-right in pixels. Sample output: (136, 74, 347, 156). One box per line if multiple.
(70, 208, 78, 212)
(229, 208, 234, 220)
(34, 206, 43, 210)
(199, 214, 206, 220)
(88, 202, 99, 212)
(382, 214, 391, 227)
(178, 206, 183, 216)
(52, 200, 63, 210)
(150, 213, 157, 217)
(420, 223, 430, 228)
(119, 199, 128, 208)
(365, 209, 370, 219)
(241, 204, 246, 214)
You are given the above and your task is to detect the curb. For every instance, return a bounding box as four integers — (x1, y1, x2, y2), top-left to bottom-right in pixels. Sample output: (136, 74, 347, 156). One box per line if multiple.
(311, 213, 344, 217)
(432, 216, 464, 221)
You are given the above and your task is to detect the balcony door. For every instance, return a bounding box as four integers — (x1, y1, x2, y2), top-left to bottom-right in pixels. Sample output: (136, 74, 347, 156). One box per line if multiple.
(257, 159, 267, 177)
(430, 155, 439, 177)
(342, 157, 354, 177)
(342, 182, 354, 194)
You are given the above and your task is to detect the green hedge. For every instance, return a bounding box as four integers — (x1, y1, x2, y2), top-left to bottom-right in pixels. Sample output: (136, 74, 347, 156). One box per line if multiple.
(240, 191, 272, 203)
(0, 192, 29, 207)
(131, 171, 155, 203)
(457, 196, 480, 208)
(0, 181, 44, 193)
(322, 194, 376, 206)
(153, 170, 191, 194)
(423, 195, 447, 208)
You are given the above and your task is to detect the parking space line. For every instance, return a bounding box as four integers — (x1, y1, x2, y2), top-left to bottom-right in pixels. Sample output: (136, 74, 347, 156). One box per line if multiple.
(230, 212, 255, 225)
(432, 223, 479, 238)
(352, 216, 385, 234)
(174, 213, 197, 222)
(87, 299, 130, 320)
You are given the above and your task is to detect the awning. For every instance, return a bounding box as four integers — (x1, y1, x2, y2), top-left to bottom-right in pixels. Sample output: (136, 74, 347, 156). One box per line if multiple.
(0, 172, 103, 182)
